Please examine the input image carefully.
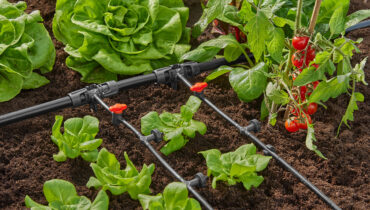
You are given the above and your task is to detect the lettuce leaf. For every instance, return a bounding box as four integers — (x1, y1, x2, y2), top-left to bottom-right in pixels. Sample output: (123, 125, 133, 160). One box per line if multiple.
(53, 0, 191, 83)
(0, 0, 55, 102)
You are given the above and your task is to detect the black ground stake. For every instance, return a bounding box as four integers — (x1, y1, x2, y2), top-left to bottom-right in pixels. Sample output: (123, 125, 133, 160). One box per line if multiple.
(93, 95, 213, 210)
(175, 73, 341, 210)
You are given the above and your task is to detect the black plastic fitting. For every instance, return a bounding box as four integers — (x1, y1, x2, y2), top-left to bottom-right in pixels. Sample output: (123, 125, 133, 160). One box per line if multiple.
(140, 129, 163, 143)
(244, 119, 261, 133)
(188, 172, 208, 188)
(68, 81, 119, 107)
(263, 144, 276, 156)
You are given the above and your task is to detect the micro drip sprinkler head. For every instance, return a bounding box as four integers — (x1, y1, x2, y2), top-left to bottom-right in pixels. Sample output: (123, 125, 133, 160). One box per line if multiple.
(188, 172, 208, 188)
(109, 104, 127, 125)
(109, 103, 127, 114)
(190, 82, 208, 93)
(244, 119, 261, 133)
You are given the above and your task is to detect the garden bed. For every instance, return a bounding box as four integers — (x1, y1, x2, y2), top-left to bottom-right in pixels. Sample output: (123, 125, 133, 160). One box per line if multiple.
(0, 0, 369, 209)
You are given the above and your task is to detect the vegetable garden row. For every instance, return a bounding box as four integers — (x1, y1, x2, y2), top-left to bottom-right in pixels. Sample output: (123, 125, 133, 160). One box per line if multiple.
(0, 0, 369, 209)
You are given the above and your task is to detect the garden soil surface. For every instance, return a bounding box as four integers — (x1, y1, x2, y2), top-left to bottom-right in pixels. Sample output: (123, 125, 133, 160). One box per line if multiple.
(0, 0, 369, 209)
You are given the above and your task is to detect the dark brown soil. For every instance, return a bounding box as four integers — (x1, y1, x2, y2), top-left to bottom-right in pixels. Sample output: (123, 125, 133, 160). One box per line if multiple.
(0, 0, 369, 209)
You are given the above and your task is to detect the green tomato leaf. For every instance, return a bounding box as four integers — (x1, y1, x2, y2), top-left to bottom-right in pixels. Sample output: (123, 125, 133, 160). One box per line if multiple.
(205, 65, 233, 82)
(345, 9, 370, 29)
(266, 82, 290, 105)
(306, 125, 326, 159)
(267, 27, 285, 62)
(329, 7, 345, 36)
(309, 76, 350, 103)
(229, 62, 268, 102)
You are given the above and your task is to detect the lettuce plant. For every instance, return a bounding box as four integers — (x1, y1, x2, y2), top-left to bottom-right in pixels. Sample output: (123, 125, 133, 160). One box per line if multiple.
(0, 0, 56, 102)
(199, 144, 271, 190)
(51, 115, 103, 162)
(138, 182, 201, 210)
(141, 96, 207, 156)
(53, 0, 191, 83)
(25, 179, 109, 210)
(87, 148, 155, 200)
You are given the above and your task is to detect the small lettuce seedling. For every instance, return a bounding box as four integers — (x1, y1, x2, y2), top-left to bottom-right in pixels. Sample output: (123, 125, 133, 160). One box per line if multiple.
(25, 179, 109, 210)
(139, 182, 201, 210)
(51, 115, 103, 162)
(87, 148, 155, 200)
(199, 143, 271, 190)
(141, 96, 207, 155)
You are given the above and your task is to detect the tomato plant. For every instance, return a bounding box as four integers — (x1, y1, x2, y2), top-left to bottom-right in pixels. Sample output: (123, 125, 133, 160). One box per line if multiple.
(182, 0, 370, 158)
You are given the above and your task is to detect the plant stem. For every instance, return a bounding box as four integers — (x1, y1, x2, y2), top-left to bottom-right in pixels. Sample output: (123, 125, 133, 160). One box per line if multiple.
(295, 0, 303, 35)
(308, 0, 322, 34)
(284, 0, 303, 75)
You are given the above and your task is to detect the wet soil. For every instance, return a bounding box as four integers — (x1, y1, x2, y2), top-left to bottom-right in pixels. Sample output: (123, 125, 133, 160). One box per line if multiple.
(0, 0, 369, 209)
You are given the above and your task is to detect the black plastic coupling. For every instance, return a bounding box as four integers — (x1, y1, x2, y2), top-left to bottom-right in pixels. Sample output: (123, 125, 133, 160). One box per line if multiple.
(263, 144, 276, 156)
(187, 172, 208, 188)
(68, 81, 119, 107)
(243, 119, 261, 133)
(154, 62, 201, 90)
(140, 129, 163, 143)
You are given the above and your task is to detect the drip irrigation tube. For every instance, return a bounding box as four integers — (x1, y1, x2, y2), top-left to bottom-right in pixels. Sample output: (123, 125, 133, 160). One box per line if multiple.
(93, 95, 213, 210)
(0, 55, 249, 127)
(175, 73, 341, 210)
(345, 20, 370, 34)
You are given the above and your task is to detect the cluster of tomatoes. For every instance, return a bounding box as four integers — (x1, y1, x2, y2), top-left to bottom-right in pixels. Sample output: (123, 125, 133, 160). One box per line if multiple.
(285, 36, 320, 133)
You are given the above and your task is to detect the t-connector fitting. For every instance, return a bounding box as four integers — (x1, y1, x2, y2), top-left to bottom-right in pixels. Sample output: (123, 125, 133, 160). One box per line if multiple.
(140, 129, 163, 143)
(187, 172, 208, 188)
(243, 119, 261, 133)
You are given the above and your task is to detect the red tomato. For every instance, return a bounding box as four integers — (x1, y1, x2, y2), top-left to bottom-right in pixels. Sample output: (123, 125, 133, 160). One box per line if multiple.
(297, 114, 312, 130)
(285, 118, 299, 132)
(300, 86, 307, 101)
(313, 81, 319, 89)
(291, 53, 303, 68)
(306, 46, 316, 62)
(292, 36, 309, 50)
(305, 103, 318, 115)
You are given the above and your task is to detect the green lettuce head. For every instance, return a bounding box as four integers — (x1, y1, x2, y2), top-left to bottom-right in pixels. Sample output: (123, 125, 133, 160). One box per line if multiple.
(53, 0, 191, 83)
(0, 0, 56, 102)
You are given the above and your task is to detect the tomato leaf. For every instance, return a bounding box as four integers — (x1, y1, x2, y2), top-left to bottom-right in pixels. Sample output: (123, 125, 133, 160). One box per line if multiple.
(266, 82, 290, 105)
(309, 76, 350, 103)
(329, 7, 345, 36)
(245, 11, 272, 62)
(267, 27, 285, 62)
(345, 9, 370, 29)
(306, 125, 326, 159)
(229, 62, 268, 102)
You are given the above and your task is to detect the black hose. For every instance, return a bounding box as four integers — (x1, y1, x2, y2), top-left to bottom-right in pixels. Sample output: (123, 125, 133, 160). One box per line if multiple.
(345, 20, 370, 34)
(176, 73, 341, 210)
(0, 96, 72, 126)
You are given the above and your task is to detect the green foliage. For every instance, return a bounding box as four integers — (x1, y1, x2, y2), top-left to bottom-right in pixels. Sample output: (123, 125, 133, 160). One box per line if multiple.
(87, 148, 155, 200)
(0, 0, 55, 102)
(25, 179, 109, 210)
(199, 144, 271, 190)
(229, 62, 268, 102)
(51, 115, 102, 162)
(141, 96, 206, 156)
(138, 182, 201, 210)
(53, 0, 191, 83)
